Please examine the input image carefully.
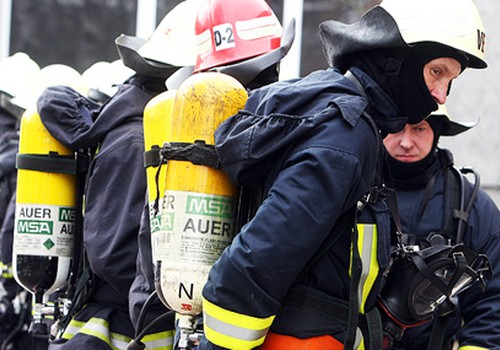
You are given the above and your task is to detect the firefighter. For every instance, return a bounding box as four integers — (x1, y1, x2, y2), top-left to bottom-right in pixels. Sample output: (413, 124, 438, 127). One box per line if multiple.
(0, 52, 41, 350)
(193, 0, 489, 349)
(2, 58, 90, 349)
(128, 0, 295, 348)
(383, 105, 500, 349)
(35, 2, 202, 349)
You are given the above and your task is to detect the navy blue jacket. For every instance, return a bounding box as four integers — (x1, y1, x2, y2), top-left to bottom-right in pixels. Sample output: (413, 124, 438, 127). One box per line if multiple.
(0, 122, 18, 266)
(199, 68, 401, 348)
(0, 110, 20, 299)
(392, 149, 500, 350)
(38, 81, 151, 305)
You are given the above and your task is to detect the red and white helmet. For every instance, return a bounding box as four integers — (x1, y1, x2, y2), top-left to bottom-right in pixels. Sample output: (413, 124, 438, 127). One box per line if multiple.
(194, 0, 283, 73)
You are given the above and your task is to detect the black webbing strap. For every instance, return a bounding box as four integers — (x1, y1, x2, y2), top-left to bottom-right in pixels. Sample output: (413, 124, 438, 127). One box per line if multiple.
(56, 148, 95, 336)
(160, 141, 222, 170)
(144, 145, 161, 168)
(361, 307, 383, 350)
(454, 167, 480, 244)
(417, 172, 438, 224)
(427, 314, 449, 350)
(151, 140, 222, 216)
(16, 152, 76, 175)
(282, 286, 350, 325)
(344, 221, 363, 350)
(443, 166, 460, 237)
(0, 92, 25, 120)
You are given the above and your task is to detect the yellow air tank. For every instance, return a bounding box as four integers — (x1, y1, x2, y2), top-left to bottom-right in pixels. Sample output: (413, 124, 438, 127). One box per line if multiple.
(156, 72, 247, 341)
(13, 108, 76, 307)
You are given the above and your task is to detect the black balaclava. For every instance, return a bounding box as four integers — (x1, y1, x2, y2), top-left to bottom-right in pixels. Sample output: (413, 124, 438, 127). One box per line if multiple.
(349, 42, 467, 125)
(398, 43, 467, 123)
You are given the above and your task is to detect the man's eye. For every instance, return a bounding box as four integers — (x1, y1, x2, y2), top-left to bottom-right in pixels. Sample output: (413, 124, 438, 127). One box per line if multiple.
(432, 68, 441, 76)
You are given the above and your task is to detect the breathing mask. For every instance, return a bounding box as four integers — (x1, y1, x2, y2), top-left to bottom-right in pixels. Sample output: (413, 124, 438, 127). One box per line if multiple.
(377, 233, 491, 349)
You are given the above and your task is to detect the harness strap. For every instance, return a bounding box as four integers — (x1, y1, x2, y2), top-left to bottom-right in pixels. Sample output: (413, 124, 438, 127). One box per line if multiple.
(283, 286, 350, 325)
(16, 152, 76, 174)
(0, 92, 24, 120)
(160, 141, 222, 170)
(417, 173, 438, 224)
(143, 145, 161, 168)
(281, 285, 383, 349)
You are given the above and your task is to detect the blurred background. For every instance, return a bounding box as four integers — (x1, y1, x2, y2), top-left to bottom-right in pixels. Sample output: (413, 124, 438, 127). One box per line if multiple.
(0, 0, 498, 205)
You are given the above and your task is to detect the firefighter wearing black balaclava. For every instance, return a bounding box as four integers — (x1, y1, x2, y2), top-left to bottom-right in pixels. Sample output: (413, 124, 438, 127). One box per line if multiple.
(383, 105, 500, 350)
(192, 0, 489, 349)
(35, 2, 203, 349)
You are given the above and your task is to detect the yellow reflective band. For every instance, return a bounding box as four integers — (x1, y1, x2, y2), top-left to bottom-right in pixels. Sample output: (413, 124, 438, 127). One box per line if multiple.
(203, 298, 275, 350)
(2, 271, 13, 279)
(61, 317, 131, 350)
(355, 327, 365, 350)
(141, 330, 174, 350)
(459, 346, 488, 350)
(354, 223, 379, 314)
(0, 263, 13, 279)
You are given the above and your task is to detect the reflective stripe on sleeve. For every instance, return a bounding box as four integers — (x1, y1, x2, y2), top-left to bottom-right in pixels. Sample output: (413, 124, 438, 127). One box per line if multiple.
(61, 317, 131, 350)
(141, 330, 174, 350)
(203, 297, 275, 349)
(355, 223, 379, 314)
(459, 346, 489, 350)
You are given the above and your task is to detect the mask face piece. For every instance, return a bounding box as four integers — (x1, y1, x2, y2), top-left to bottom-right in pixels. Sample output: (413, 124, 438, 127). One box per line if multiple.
(378, 236, 491, 329)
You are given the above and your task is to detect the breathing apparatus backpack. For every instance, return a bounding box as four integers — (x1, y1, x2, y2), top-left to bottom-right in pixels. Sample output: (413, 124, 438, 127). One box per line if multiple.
(129, 72, 247, 350)
(377, 158, 492, 350)
(13, 108, 89, 340)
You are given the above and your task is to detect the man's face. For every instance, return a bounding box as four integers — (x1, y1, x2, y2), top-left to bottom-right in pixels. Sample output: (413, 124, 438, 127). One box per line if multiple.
(423, 57, 462, 105)
(383, 120, 435, 163)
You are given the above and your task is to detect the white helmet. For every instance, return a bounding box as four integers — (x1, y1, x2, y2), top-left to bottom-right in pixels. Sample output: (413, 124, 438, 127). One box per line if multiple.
(380, 0, 486, 68)
(82, 60, 134, 102)
(0, 52, 40, 98)
(320, 0, 487, 69)
(115, 0, 204, 78)
(12, 64, 89, 110)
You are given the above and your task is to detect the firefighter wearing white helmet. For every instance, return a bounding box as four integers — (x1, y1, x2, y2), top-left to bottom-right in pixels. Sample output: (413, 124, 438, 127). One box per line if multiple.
(319, 0, 487, 127)
(0, 52, 40, 119)
(12, 63, 88, 111)
(194, 0, 489, 349)
(34, 1, 204, 349)
(115, 0, 202, 79)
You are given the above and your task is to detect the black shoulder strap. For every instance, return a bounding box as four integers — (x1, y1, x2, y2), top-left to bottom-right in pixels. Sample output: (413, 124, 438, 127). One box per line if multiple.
(427, 165, 480, 350)
(443, 165, 461, 238)
(443, 165, 480, 244)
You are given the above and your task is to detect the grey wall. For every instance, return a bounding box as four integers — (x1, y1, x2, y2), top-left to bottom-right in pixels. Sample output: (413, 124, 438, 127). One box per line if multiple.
(10, 0, 137, 72)
(440, 0, 500, 206)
